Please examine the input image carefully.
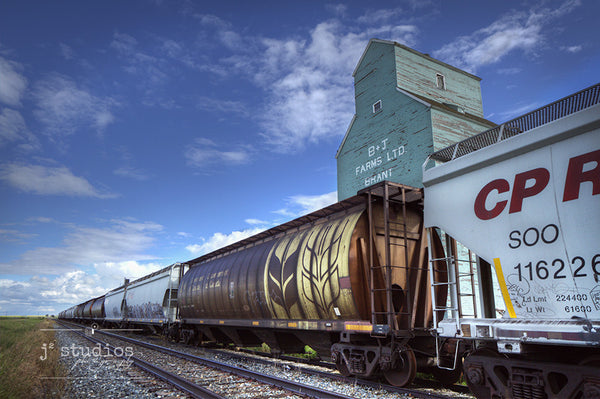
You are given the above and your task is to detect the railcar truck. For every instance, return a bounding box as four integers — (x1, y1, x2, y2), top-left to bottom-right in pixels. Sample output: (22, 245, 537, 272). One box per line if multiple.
(423, 84, 600, 398)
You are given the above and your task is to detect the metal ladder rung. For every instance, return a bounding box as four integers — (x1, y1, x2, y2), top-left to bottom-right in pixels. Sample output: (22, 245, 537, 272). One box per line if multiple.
(434, 306, 458, 311)
(430, 257, 454, 262)
(431, 281, 456, 286)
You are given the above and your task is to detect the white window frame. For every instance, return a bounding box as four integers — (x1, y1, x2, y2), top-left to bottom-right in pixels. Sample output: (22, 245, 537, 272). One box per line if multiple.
(372, 100, 382, 113)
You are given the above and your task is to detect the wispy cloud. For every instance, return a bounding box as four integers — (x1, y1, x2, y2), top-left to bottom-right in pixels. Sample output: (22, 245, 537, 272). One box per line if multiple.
(113, 166, 151, 181)
(0, 56, 27, 107)
(185, 138, 253, 170)
(253, 21, 417, 153)
(561, 44, 583, 53)
(0, 228, 36, 243)
(0, 108, 40, 152)
(59, 43, 74, 60)
(191, 12, 418, 154)
(0, 219, 163, 275)
(33, 74, 116, 139)
(0, 163, 117, 198)
(196, 96, 249, 117)
(433, 0, 581, 73)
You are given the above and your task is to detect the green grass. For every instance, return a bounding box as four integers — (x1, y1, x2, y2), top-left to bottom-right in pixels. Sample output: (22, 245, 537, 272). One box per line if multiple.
(0, 317, 64, 398)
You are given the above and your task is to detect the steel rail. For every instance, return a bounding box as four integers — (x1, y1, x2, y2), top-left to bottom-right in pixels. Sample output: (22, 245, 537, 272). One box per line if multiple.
(66, 322, 355, 399)
(226, 348, 472, 398)
(59, 320, 470, 399)
(99, 328, 470, 399)
(56, 320, 225, 399)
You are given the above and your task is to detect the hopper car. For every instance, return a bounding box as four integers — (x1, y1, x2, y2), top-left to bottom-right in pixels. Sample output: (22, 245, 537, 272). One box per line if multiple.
(423, 83, 600, 398)
(61, 187, 455, 387)
(60, 83, 600, 397)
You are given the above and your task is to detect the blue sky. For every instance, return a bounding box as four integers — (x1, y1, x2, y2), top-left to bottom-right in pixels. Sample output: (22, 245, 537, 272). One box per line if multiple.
(1, 0, 598, 315)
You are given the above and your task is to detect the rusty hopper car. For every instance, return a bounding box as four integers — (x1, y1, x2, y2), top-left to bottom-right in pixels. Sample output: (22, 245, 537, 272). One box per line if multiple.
(423, 83, 600, 398)
(90, 296, 105, 321)
(179, 183, 449, 386)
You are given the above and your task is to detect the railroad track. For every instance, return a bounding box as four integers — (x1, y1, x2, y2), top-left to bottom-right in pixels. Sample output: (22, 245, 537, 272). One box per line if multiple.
(233, 347, 472, 398)
(56, 320, 356, 399)
(62, 320, 473, 399)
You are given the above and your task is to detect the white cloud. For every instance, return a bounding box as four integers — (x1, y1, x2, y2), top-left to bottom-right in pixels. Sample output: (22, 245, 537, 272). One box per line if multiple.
(185, 190, 337, 257)
(245, 218, 269, 226)
(254, 20, 418, 152)
(0, 108, 40, 152)
(59, 43, 74, 60)
(109, 31, 182, 99)
(0, 228, 36, 243)
(433, 0, 581, 73)
(33, 74, 116, 138)
(185, 138, 252, 169)
(274, 191, 338, 218)
(357, 7, 405, 25)
(562, 45, 583, 53)
(0, 219, 163, 275)
(0, 57, 27, 107)
(196, 15, 418, 154)
(498, 102, 542, 121)
(0, 163, 116, 198)
(186, 227, 266, 256)
(0, 260, 166, 315)
(196, 96, 249, 116)
(113, 166, 150, 181)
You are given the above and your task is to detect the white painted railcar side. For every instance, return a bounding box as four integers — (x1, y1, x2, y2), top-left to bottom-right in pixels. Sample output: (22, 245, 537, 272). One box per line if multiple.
(422, 83, 600, 399)
(123, 263, 186, 325)
(103, 286, 126, 323)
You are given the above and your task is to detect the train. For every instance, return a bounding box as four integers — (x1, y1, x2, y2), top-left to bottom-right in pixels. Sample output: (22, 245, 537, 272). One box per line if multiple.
(60, 83, 600, 398)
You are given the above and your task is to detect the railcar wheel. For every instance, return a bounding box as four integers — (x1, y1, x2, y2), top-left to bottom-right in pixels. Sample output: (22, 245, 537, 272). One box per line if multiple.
(463, 348, 504, 399)
(333, 352, 350, 377)
(383, 348, 417, 387)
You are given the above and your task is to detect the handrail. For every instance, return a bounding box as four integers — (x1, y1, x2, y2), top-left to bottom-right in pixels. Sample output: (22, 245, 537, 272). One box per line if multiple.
(426, 82, 600, 165)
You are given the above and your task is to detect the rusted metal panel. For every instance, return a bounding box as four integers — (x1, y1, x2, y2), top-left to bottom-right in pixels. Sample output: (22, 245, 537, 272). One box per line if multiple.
(180, 190, 443, 334)
(82, 300, 94, 318)
(180, 210, 364, 322)
(90, 296, 105, 318)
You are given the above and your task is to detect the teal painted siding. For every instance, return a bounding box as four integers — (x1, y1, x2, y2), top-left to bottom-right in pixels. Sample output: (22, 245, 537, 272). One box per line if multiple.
(430, 109, 495, 151)
(394, 44, 484, 117)
(337, 91, 432, 200)
(337, 40, 493, 201)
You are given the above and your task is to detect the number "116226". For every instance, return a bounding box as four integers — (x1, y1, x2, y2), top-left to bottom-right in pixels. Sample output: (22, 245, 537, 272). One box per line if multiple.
(514, 254, 600, 281)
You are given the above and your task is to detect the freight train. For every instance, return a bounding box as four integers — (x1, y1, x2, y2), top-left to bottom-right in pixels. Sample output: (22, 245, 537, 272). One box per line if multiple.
(60, 83, 600, 398)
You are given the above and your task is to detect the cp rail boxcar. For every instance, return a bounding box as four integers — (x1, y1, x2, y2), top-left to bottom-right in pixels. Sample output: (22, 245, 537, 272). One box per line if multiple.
(423, 83, 600, 398)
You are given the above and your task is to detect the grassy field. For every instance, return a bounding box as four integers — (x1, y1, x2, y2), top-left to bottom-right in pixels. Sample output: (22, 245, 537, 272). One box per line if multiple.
(0, 317, 64, 398)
